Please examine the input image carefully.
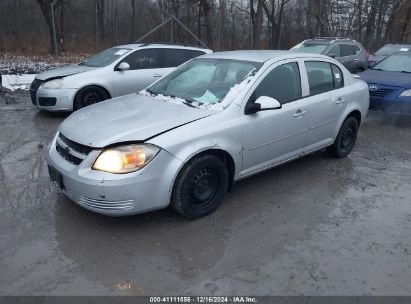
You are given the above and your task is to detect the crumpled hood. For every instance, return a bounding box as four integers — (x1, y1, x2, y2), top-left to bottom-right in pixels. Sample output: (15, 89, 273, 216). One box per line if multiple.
(59, 94, 214, 147)
(358, 69, 411, 89)
(36, 64, 97, 81)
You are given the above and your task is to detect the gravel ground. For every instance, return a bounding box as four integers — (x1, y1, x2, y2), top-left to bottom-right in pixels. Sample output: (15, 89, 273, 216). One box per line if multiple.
(0, 91, 411, 296)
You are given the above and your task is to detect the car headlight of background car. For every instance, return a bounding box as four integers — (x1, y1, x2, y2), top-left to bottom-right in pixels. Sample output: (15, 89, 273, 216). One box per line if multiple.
(92, 144, 160, 174)
(42, 78, 64, 89)
(399, 89, 411, 97)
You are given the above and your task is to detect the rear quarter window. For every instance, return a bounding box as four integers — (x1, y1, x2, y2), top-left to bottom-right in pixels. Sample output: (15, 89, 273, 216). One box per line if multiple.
(331, 64, 344, 89)
(161, 49, 205, 68)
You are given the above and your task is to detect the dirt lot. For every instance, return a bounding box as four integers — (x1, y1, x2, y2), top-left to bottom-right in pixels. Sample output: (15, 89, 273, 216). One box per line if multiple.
(0, 90, 411, 296)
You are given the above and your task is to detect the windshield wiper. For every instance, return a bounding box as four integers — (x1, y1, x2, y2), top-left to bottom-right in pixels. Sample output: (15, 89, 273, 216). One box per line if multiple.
(372, 68, 385, 71)
(169, 94, 198, 108)
(145, 88, 158, 96)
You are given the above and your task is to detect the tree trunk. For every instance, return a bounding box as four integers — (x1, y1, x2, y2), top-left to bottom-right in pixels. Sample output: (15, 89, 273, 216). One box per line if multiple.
(200, 0, 213, 49)
(129, 0, 136, 41)
(36, 0, 64, 55)
(97, 0, 104, 42)
(250, 0, 263, 49)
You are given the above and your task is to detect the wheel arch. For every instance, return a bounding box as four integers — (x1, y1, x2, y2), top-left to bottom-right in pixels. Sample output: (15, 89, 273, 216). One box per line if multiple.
(173, 148, 236, 193)
(333, 107, 363, 141)
(346, 109, 362, 125)
(74, 84, 112, 102)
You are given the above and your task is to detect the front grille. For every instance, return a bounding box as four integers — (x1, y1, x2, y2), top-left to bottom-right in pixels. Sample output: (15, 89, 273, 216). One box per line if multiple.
(63, 186, 134, 211)
(56, 142, 83, 165)
(369, 88, 394, 97)
(55, 133, 93, 165)
(59, 133, 93, 154)
(39, 97, 57, 106)
(29, 79, 44, 105)
(78, 196, 134, 211)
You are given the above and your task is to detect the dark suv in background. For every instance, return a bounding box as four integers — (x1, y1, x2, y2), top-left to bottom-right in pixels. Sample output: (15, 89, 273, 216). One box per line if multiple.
(291, 37, 369, 73)
(368, 43, 411, 68)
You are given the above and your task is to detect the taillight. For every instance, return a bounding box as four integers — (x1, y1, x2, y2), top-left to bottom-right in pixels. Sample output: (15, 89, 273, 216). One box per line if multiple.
(365, 51, 370, 60)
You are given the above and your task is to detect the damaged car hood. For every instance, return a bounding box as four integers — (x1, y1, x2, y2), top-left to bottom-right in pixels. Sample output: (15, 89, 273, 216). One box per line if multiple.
(36, 64, 98, 81)
(59, 94, 214, 147)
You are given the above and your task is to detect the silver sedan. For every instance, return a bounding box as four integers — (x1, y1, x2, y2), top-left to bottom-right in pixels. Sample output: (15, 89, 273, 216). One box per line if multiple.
(45, 51, 369, 218)
(30, 43, 211, 111)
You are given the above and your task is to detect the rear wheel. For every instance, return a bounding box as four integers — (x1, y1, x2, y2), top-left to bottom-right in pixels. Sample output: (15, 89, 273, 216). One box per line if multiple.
(171, 154, 229, 219)
(73, 86, 110, 110)
(327, 117, 359, 158)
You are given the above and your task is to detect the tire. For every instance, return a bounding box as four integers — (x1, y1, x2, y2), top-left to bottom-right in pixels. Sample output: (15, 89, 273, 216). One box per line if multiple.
(171, 154, 229, 219)
(327, 117, 359, 158)
(73, 86, 110, 110)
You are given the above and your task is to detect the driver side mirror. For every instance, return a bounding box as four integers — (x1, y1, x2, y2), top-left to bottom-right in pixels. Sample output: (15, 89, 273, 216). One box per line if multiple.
(327, 53, 336, 58)
(116, 62, 130, 71)
(245, 96, 282, 115)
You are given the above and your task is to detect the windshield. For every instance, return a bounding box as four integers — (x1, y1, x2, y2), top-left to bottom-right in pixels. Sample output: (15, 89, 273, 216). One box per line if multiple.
(374, 45, 411, 56)
(373, 54, 411, 72)
(80, 47, 131, 67)
(291, 42, 328, 54)
(147, 58, 262, 109)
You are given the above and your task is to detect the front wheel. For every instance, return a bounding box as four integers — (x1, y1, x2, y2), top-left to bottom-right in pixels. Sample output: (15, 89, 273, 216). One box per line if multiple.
(171, 154, 229, 219)
(327, 117, 359, 158)
(73, 86, 109, 110)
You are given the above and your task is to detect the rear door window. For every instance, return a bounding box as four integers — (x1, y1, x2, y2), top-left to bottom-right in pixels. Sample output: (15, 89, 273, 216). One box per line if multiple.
(253, 62, 302, 104)
(161, 49, 205, 68)
(327, 45, 341, 57)
(121, 49, 161, 70)
(305, 61, 334, 95)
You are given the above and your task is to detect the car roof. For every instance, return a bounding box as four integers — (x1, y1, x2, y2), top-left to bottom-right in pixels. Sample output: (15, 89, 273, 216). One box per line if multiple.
(390, 51, 411, 56)
(386, 43, 411, 46)
(114, 43, 212, 52)
(200, 50, 328, 62)
(304, 37, 358, 44)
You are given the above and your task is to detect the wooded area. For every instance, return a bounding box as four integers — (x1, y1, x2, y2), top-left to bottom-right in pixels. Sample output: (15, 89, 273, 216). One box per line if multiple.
(0, 0, 410, 55)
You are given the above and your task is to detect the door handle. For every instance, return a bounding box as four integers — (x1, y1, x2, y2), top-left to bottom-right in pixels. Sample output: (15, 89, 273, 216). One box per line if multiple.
(293, 109, 306, 118)
(336, 97, 345, 104)
(153, 74, 162, 78)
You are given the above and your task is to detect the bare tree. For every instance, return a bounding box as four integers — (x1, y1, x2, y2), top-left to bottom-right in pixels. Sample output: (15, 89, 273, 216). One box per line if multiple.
(36, 0, 65, 54)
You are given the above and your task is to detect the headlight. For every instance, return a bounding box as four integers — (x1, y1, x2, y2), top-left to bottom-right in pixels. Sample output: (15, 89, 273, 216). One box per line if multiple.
(92, 144, 160, 174)
(42, 78, 63, 89)
(399, 89, 411, 97)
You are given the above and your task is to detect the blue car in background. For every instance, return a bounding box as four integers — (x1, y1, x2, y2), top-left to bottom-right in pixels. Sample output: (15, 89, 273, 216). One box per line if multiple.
(359, 52, 411, 113)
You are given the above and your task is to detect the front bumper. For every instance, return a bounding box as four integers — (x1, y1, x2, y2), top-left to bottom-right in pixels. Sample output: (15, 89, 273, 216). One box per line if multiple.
(45, 134, 183, 216)
(33, 87, 77, 111)
(368, 85, 411, 113)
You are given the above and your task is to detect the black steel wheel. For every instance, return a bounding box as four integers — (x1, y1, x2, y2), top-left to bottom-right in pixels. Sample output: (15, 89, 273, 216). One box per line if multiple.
(73, 86, 109, 110)
(327, 117, 359, 158)
(171, 154, 229, 219)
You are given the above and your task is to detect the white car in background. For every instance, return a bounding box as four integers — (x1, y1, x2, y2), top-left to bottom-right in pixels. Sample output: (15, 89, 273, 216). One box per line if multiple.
(30, 43, 212, 111)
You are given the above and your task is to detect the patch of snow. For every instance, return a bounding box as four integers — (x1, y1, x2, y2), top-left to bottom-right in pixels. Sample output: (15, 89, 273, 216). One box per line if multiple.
(1, 74, 36, 91)
(0, 54, 88, 75)
(139, 90, 187, 107)
(139, 73, 254, 112)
